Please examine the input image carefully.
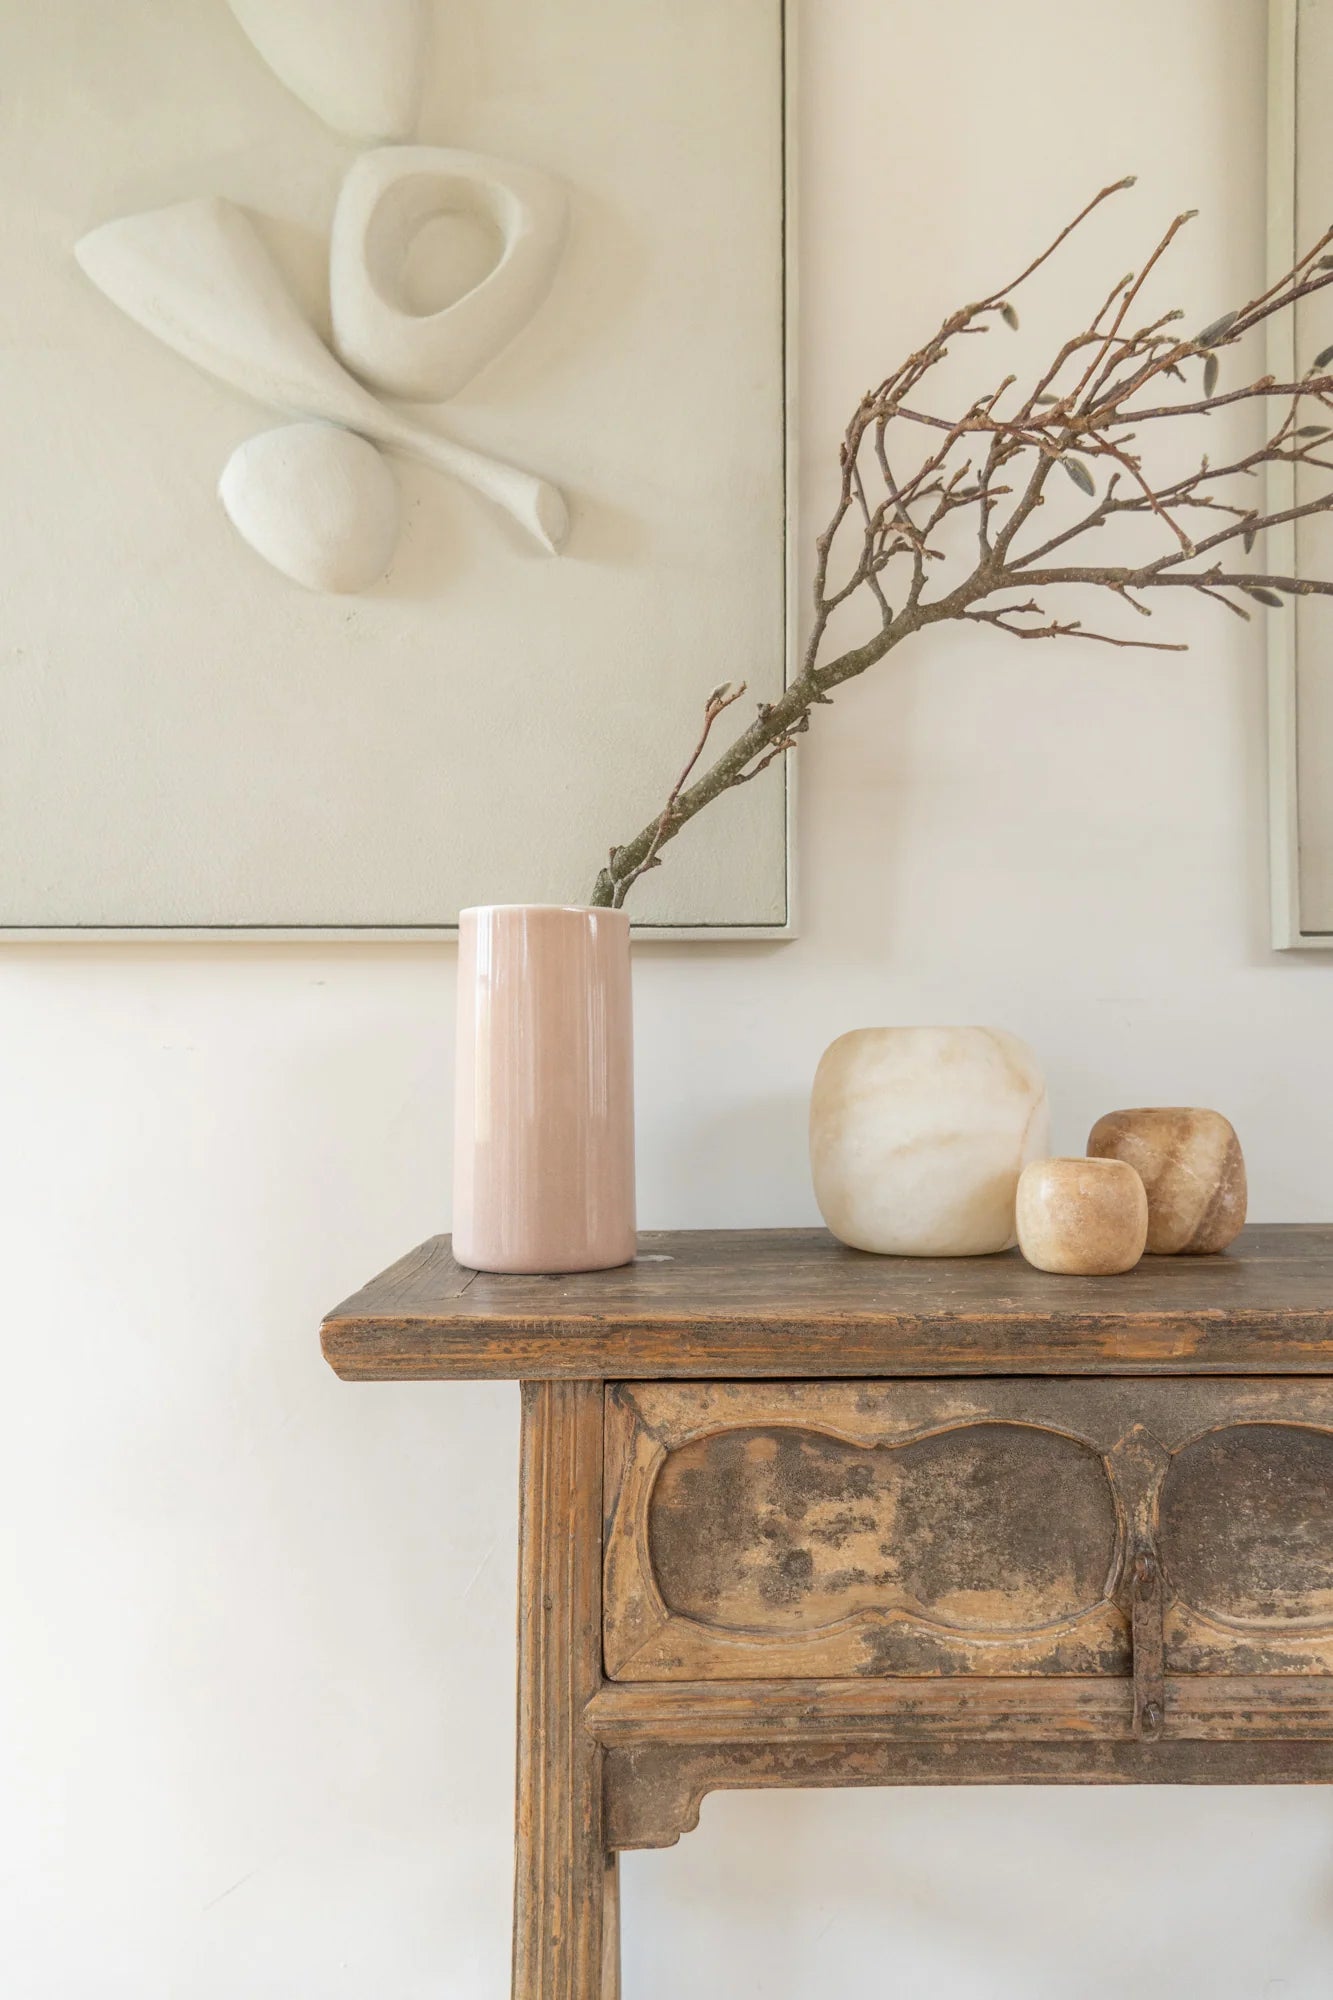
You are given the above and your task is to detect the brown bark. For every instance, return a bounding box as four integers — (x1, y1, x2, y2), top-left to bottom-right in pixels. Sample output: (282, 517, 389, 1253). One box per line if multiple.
(590, 183, 1333, 907)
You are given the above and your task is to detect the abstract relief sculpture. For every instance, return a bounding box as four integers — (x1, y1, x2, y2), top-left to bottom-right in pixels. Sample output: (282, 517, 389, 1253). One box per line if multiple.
(75, 195, 568, 588)
(329, 147, 567, 400)
(226, 0, 428, 140)
(75, 6, 570, 592)
(14, 0, 789, 933)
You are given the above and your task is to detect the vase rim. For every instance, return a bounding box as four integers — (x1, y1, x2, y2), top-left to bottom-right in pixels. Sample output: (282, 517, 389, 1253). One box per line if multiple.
(459, 902, 626, 917)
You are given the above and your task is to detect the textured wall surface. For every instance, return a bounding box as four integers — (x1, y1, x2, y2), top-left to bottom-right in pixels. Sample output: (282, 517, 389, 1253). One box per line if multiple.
(5, 1, 1333, 1995)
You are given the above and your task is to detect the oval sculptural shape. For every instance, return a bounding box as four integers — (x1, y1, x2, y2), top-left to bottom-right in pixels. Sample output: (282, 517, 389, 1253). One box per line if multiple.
(219, 422, 399, 592)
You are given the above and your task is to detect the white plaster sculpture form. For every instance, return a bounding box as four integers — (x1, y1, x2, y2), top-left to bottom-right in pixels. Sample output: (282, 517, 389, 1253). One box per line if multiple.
(77, 2, 573, 593)
(219, 422, 399, 592)
(226, 0, 427, 141)
(74, 197, 569, 556)
(329, 147, 567, 400)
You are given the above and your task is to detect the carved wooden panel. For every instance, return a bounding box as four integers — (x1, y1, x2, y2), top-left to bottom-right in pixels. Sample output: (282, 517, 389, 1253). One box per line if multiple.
(603, 1380, 1333, 1682)
(646, 1422, 1121, 1670)
(1162, 1420, 1333, 1672)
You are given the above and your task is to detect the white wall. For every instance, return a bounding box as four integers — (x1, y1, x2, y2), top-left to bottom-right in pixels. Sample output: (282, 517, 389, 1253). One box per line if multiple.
(5, 1, 1333, 1994)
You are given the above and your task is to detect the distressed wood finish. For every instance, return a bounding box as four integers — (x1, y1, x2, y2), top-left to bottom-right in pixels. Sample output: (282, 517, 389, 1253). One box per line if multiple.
(601, 1738, 1333, 1853)
(320, 1229, 1333, 1996)
(587, 1675, 1333, 1746)
(604, 1379, 1333, 1684)
(322, 1225, 1333, 1380)
(512, 1381, 617, 2000)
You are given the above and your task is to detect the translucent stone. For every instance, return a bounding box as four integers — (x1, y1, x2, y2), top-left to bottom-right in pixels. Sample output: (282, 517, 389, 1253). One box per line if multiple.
(1087, 1107, 1247, 1254)
(809, 1027, 1049, 1257)
(1016, 1156, 1149, 1275)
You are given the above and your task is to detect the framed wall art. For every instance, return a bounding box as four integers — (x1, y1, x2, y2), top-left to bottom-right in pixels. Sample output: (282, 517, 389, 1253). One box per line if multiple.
(0, 0, 793, 939)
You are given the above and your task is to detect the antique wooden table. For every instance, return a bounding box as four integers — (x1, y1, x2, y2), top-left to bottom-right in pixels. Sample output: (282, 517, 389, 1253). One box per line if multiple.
(322, 1224, 1333, 2000)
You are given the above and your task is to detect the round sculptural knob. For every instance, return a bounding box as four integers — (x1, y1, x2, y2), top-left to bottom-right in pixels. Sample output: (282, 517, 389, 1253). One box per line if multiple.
(1016, 1157, 1149, 1276)
(1086, 1107, 1247, 1255)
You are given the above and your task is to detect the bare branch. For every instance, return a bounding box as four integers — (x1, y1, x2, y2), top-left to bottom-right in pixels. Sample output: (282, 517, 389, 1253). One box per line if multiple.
(589, 186, 1333, 908)
(599, 682, 749, 908)
(962, 604, 1188, 652)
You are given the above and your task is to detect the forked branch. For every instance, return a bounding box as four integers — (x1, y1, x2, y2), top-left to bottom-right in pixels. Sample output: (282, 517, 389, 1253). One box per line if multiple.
(590, 182, 1333, 908)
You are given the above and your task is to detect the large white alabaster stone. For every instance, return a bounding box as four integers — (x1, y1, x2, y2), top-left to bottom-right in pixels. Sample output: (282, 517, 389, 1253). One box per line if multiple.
(809, 1027, 1050, 1257)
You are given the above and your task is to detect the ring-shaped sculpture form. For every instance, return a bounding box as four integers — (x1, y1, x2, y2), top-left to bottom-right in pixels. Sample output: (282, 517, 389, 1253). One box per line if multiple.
(329, 146, 567, 402)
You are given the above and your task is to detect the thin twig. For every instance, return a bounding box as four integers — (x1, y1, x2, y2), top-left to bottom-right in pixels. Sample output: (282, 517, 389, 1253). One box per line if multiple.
(589, 184, 1333, 907)
(605, 681, 750, 908)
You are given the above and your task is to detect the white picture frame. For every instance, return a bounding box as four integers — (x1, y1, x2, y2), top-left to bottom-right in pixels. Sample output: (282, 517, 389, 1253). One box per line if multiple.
(1269, 0, 1333, 946)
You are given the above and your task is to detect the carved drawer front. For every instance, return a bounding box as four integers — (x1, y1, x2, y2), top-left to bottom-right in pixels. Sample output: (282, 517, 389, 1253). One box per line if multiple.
(602, 1380, 1333, 1683)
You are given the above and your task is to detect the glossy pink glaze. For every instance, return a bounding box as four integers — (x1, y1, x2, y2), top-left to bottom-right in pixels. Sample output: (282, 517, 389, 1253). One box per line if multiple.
(452, 905, 636, 1274)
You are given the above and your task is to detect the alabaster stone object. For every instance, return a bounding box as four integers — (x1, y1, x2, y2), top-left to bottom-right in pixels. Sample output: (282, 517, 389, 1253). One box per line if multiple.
(1016, 1157, 1149, 1275)
(1087, 1108, 1247, 1254)
(809, 1027, 1049, 1257)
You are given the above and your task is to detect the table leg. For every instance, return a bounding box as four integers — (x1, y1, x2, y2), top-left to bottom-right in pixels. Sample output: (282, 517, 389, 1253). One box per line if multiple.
(512, 1380, 618, 2000)
(602, 1853, 622, 2000)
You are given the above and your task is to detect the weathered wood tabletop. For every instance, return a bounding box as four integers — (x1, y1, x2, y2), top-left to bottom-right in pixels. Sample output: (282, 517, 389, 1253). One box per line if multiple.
(323, 1221, 1333, 2000)
(321, 1223, 1333, 1380)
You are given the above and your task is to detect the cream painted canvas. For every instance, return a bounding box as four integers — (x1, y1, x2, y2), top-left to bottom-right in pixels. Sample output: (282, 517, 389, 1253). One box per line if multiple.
(0, 1, 790, 936)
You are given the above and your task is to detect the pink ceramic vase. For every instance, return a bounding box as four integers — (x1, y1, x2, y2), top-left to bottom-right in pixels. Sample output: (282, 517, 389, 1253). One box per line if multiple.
(452, 905, 636, 1274)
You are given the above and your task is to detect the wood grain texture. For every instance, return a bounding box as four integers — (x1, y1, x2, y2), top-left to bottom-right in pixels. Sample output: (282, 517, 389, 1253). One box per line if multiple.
(602, 1379, 1333, 1683)
(602, 1738, 1333, 1852)
(321, 1225, 1333, 1381)
(586, 1674, 1333, 1747)
(325, 1228, 1333, 1955)
(512, 1381, 617, 2000)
